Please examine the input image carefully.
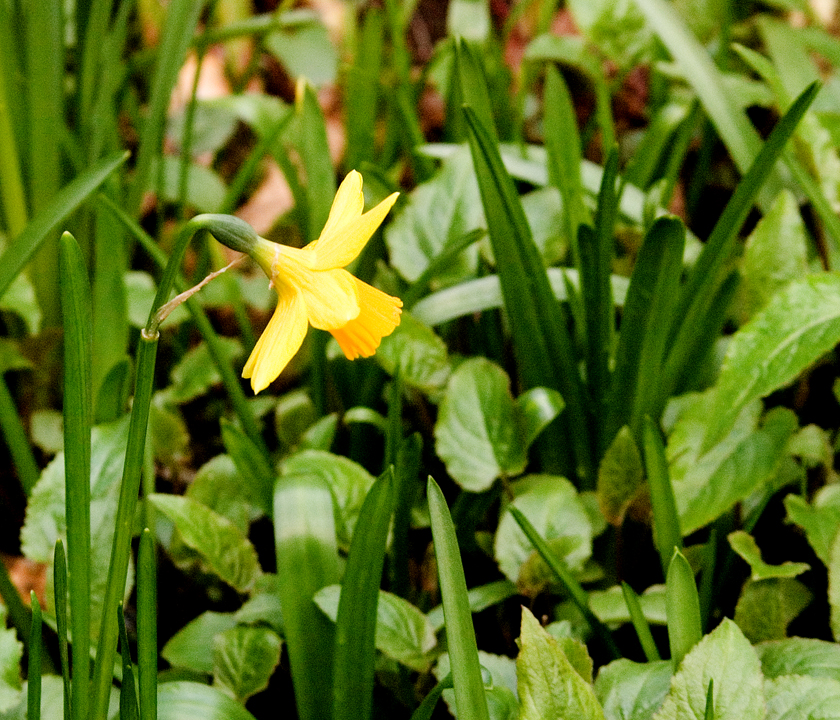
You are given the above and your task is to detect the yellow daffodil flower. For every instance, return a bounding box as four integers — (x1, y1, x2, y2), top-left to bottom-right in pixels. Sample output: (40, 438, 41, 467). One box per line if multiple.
(242, 171, 402, 393)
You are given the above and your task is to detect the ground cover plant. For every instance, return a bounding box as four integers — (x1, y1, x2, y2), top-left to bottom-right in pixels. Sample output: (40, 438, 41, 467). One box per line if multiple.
(2, 0, 840, 718)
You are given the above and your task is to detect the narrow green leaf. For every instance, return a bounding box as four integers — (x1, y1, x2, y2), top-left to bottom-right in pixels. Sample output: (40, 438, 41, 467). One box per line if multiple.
(128, 0, 206, 213)
(55, 541, 71, 720)
(60, 232, 92, 720)
(390, 433, 423, 598)
(544, 64, 589, 259)
(454, 39, 497, 142)
(427, 476, 490, 720)
(137, 530, 157, 720)
(642, 417, 682, 577)
(666, 549, 702, 671)
(0, 152, 126, 303)
(621, 582, 661, 662)
(27, 593, 42, 720)
(0, 374, 40, 495)
(507, 504, 620, 659)
(606, 217, 684, 441)
(333, 469, 394, 720)
(118, 604, 139, 720)
(345, 8, 384, 169)
(274, 473, 340, 720)
(662, 82, 819, 407)
(464, 105, 593, 484)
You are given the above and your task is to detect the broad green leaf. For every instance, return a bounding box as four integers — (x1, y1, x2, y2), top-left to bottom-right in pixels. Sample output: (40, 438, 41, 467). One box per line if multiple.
(494, 475, 593, 584)
(376, 312, 451, 396)
(149, 395, 189, 465)
(784, 486, 840, 566)
(148, 494, 263, 593)
(829, 529, 840, 640)
(728, 531, 810, 580)
(162, 611, 237, 674)
(315, 586, 437, 671)
(516, 387, 565, 449)
(597, 426, 645, 526)
(737, 190, 809, 322)
(594, 659, 672, 720)
(264, 15, 337, 87)
(151, 156, 227, 213)
(234, 574, 284, 635)
(167, 338, 243, 404)
(0, 272, 41, 334)
(589, 585, 667, 625)
(187, 455, 260, 534)
(281, 450, 375, 547)
(30, 409, 63, 454)
(0, 606, 22, 712)
(566, 0, 653, 67)
(757, 636, 840, 680)
(386, 145, 482, 288)
(764, 675, 840, 720)
(447, 0, 491, 41)
(0, 339, 32, 375)
(704, 275, 840, 449)
(435, 651, 519, 720)
(734, 578, 812, 643)
(157, 681, 258, 720)
(520, 187, 566, 266)
(213, 626, 282, 702)
(652, 619, 764, 720)
(517, 607, 605, 720)
(434, 357, 528, 492)
(668, 392, 799, 536)
(20, 416, 132, 640)
(274, 390, 318, 452)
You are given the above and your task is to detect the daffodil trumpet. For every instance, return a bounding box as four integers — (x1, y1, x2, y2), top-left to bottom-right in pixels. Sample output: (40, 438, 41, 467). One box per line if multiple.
(215, 171, 402, 393)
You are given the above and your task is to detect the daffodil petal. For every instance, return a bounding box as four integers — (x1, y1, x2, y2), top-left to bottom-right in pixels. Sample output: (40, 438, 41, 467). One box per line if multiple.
(330, 278, 402, 360)
(298, 268, 360, 330)
(304, 173, 399, 269)
(242, 287, 308, 393)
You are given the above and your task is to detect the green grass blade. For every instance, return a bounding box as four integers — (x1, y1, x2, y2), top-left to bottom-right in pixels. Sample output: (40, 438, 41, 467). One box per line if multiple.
(582, 148, 619, 457)
(333, 469, 395, 720)
(642, 417, 682, 579)
(633, 0, 767, 182)
(454, 38, 497, 142)
(128, 0, 206, 213)
(137, 529, 157, 720)
(118, 604, 139, 720)
(0, 14, 27, 236)
(389, 433, 422, 598)
(55, 540, 71, 720)
(665, 549, 702, 671)
(25, 0, 63, 324)
(544, 65, 590, 263)
(704, 680, 715, 720)
(621, 582, 661, 662)
(345, 7, 384, 170)
(411, 674, 453, 720)
(27, 593, 43, 720)
(0, 374, 40, 495)
(91, 336, 159, 720)
(0, 152, 126, 301)
(427, 477, 490, 720)
(660, 82, 818, 405)
(507, 505, 621, 659)
(274, 474, 340, 720)
(606, 217, 684, 444)
(60, 232, 92, 720)
(464, 105, 593, 484)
